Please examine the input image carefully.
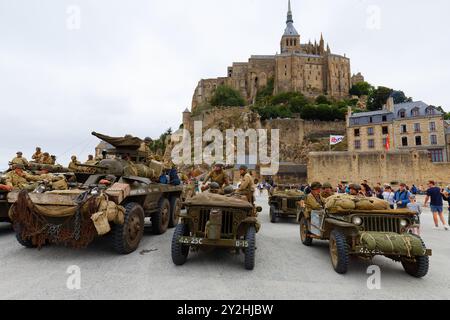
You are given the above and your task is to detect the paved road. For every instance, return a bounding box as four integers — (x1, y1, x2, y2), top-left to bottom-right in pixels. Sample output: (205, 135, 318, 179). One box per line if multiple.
(0, 193, 449, 300)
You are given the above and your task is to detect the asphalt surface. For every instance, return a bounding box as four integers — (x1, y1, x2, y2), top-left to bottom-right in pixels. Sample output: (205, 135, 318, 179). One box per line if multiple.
(0, 193, 449, 300)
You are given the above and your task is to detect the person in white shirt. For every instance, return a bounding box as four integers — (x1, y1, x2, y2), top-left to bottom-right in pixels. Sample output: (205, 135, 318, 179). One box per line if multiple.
(382, 186, 395, 209)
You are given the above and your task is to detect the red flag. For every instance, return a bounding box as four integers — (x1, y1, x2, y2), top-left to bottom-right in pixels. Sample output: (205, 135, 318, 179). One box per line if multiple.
(385, 135, 390, 151)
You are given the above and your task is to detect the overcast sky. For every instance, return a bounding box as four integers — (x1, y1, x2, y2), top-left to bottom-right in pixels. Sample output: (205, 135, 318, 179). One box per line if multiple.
(0, 0, 449, 170)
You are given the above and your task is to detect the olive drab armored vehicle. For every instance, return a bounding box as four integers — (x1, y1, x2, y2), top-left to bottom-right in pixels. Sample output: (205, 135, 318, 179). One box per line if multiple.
(8, 132, 184, 254)
(299, 195, 432, 278)
(171, 192, 262, 270)
(0, 190, 9, 223)
(268, 185, 305, 223)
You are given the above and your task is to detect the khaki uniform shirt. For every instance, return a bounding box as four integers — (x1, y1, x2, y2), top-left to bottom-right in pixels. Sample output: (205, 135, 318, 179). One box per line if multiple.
(205, 171, 229, 187)
(41, 156, 54, 165)
(304, 193, 325, 218)
(5, 171, 42, 189)
(239, 173, 255, 193)
(68, 161, 80, 172)
(84, 160, 97, 166)
(32, 152, 43, 163)
(11, 157, 29, 167)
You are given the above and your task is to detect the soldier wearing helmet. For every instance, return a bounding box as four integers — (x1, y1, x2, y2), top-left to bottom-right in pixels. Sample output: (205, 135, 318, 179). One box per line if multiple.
(202, 163, 229, 192)
(321, 182, 335, 199)
(304, 182, 325, 219)
(237, 165, 255, 205)
(11, 152, 29, 168)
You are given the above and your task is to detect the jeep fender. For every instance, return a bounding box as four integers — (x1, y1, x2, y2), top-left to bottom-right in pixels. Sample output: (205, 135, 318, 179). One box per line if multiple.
(238, 217, 260, 234)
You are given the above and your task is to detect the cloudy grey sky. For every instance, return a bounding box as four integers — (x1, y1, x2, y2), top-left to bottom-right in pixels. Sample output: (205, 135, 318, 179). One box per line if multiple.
(0, 0, 449, 170)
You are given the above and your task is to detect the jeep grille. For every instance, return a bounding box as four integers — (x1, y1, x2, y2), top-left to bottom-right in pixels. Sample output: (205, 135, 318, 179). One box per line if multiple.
(361, 216, 402, 233)
(198, 209, 244, 235)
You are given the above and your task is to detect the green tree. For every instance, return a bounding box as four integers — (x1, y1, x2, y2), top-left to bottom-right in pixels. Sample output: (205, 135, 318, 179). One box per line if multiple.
(367, 86, 393, 111)
(255, 78, 275, 105)
(300, 105, 317, 120)
(315, 95, 331, 105)
(210, 85, 246, 107)
(349, 81, 373, 97)
(391, 90, 412, 104)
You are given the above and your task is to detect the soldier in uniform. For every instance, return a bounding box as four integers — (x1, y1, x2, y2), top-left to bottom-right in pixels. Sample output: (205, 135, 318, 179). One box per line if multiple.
(4, 164, 43, 191)
(208, 182, 221, 194)
(304, 182, 325, 219)
(349, 184, 363, 197)
(68, 155, 81, 172)
(84, 155, 97, 166)
(41, 152, 53, 165)
(50, 155, 57, 165)
(237, 165, 255, 205)
(32, 147, 43, 163)
(321, 182, 335, 199)
(11, 152, 29, 167)
(202, 163, 229, 192)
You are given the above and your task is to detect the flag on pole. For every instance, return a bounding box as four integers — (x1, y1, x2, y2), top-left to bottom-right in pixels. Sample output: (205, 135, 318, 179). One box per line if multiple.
(330, 135, 345, 146)
(385, 134, 390, 151)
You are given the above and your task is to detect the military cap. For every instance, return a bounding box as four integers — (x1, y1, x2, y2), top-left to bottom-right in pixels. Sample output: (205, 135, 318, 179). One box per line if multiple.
(214, 162, 224, 168)
(16, 151, 23, 155)
(310, 182, 322, 190)
(239, 165, 248, 171)
(322, 182, 333, 189)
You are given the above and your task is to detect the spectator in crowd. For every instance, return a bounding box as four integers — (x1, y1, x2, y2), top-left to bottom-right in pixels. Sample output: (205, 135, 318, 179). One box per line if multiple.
(411, 184, 418, 195)
(424, 180, 449, 231)
(360, 183, 373, 197)
(442, 188, 450, 225)
(394, 183, 411, 209)
(407, 195, 422, 235)
(373, 186, 384, 199)
(383, 186, 396, 209)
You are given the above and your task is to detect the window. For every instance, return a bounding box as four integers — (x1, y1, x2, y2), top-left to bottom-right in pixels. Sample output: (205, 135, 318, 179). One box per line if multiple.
(426, 107, 436, 116)
(354, 129, 360, 137)
(367, 127, 374, 136)
(411, 108, 420, 117)
(402, 137, 408, 147)
(354, 140, 361, 150)
(414, 123, 421, 133)
(369, 117, 373, 123)
(429, 122, 436, 132)
(415, 136, 422, 146)
(401, 124, 407, 133)
(399, 109, 406, 118)
(368, 139, 375, 149)
(430, 135, 438, 145)
(353, 118, 360, 125)
(429, 149, 444, 163)
(382, 126, 389, 135)
(382, 115, 387, 122)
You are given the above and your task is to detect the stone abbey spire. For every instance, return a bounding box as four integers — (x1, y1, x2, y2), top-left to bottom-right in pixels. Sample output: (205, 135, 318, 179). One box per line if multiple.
(281, 0, 301, 53)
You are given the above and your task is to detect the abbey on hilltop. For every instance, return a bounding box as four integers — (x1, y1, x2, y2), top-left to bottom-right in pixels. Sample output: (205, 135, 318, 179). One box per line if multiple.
(191, 0, 358, 111)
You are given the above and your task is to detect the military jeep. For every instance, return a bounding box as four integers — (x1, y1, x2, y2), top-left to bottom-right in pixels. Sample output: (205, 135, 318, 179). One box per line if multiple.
(171, 192, 261, 270)
(269, 185, 304, 223)
(299, 209, 432, 278)
(0, 190, 10, 223)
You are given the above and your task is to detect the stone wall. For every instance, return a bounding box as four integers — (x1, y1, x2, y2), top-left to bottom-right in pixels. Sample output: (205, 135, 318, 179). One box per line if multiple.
(308, 150, 450, 186)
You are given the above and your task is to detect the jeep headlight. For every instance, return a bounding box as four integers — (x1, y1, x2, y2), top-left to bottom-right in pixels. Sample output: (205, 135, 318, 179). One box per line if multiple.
(400, 219, 409, 228)
(352, 216, 363, 226)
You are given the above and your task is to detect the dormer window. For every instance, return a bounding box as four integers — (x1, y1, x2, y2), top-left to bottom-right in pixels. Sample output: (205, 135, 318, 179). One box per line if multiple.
(411, 107, 420, 117)
(398, 109, 406, 118)
(426, 107, 436, 116)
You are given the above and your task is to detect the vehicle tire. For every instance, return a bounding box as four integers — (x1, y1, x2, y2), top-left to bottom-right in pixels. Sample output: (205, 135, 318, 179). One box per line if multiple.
(299, 216, 313, 246)
(14, 224, 36, 248)
(269, 205, 277, 223)
(168, 196, 182, 228)
(329, 229, 349, 274)
(112, 203, 145, 254)
(401, 236, 429, 278)
(152, 198, 170, 235)
(244, 226, 256, 270)
(171, 223, 190, 266)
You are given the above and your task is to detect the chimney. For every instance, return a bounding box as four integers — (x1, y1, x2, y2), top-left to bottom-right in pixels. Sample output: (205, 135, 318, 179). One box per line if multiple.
(385, 97, 394, 112)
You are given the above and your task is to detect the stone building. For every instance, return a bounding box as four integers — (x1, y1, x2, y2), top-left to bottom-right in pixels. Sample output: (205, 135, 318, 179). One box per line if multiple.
(347, 97, 448, 162)
(351, 72, 365, 86)
(191, 0, 352, 110)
